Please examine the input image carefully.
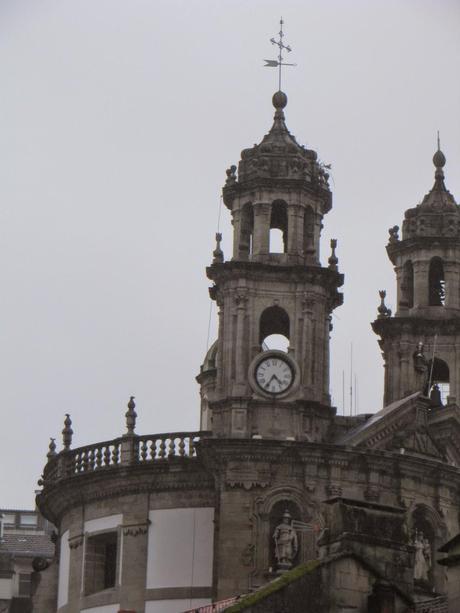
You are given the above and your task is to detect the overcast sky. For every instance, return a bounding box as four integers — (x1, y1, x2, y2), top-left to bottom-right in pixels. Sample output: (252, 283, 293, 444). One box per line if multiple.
(1, 0, 459, 508)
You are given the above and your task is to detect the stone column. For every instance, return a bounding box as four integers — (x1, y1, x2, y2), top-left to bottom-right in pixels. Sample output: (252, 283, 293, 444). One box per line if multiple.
(216, 303, 225, 393)
(302, 295, 315, 390)
(313, 213, 323, 262)
(287, 204, 303, 258)
(444, 262, 459, 309)
(394, 266, 405, 314)
(233, 290, 249, 392)
(231, 208, 241, 260)
(413, 261, 428, 308)
(399, 342, 410, 398)
(252, 202, 271, 258)
(323, 315, 331, 405)
(119, 505, 150, 613)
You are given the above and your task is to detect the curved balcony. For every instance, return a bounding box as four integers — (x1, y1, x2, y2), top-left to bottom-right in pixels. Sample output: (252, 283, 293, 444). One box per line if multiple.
(40, 430, 210, 487)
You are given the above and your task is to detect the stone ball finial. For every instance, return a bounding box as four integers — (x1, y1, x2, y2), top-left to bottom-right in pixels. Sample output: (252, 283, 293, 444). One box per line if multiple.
(433, 149, 446, 169)
(272, 90, 288, 110)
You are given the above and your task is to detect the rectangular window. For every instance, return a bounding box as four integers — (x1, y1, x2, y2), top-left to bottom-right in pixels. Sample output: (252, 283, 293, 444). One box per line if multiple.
(84, 531, 118, 595)
(1, 513, 16, 526)
(20, 514, 38, 527)
(18, 573, 31, 597)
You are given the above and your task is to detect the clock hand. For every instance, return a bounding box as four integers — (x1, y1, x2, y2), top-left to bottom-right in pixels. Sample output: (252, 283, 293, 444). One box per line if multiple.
(265, 374, 276, 389)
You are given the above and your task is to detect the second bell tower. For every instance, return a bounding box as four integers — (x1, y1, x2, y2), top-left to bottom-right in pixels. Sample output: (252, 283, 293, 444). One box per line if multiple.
(373, 146, 460, 406)
(199, 92, 343, 441)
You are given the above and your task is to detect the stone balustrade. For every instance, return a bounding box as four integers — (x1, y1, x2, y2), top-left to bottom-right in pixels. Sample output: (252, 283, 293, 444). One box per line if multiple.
(40, 431, 209, 487)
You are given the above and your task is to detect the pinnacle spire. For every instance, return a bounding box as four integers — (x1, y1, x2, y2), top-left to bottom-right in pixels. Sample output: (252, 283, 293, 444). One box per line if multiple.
(432, 136, 447, 192)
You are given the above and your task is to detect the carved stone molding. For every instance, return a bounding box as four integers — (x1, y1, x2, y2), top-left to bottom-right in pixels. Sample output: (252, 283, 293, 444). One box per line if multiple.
(68, 534, 84, 549)
(226, 461, 271, 490)
(122, 521, 150, 537)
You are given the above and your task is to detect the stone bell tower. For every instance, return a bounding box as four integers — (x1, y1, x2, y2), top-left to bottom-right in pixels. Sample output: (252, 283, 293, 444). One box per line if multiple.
(198, 91, 343, 440)
(373, 145, 460, 406)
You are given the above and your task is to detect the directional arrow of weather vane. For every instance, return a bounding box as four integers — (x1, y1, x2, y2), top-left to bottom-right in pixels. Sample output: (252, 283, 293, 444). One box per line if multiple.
(264, 18, 297, 91)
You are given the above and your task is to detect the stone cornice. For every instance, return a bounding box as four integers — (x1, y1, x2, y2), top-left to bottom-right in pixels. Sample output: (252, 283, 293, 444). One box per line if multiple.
(222, 178, 332, 212)
(386, 236, 460, 264)
(37, 459, 214, 525)
(372, 316, 460, 337)
(197, 438, 460, 483)
(207, 262, 343, 309)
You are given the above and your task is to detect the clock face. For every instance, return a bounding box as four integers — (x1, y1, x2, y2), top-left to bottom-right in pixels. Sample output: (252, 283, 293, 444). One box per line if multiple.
(255, 356, 293, 395)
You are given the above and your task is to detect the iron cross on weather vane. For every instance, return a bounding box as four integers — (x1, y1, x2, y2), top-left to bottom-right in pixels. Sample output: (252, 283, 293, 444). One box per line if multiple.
(264, 18, 297, 91)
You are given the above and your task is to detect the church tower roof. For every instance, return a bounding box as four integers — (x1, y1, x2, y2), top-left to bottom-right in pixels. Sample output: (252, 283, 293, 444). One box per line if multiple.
(401, 145, 459, 240)
(223, 91, 331, 211)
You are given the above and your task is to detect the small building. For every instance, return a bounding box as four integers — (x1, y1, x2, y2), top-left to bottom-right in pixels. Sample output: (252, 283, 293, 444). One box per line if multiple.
(0, 508, 54, 612)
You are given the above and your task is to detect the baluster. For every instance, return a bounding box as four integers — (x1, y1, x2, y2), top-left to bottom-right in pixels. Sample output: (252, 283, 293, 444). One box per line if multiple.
(159, 437, 167, 459)
(103, 446, 111, 466)
(76, 452, 82, 473)
(191, 437, 198, 457)
(82, 450, 89, 472)
(89, 448, 96, 470)
(149, 439, 156, 460)
(140, 440, 148, 461)
(178, 437, 186, 457)
(95, 446, 103, 468)
(168, 438, 175, 458)
(112, 444, 120, 464)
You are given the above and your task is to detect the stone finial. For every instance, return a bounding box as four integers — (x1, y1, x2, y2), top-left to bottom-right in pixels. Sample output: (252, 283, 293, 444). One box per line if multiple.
(225, 165, 237, 185)
(388, 225, 399, 244)
(125, 396, 137, 435)
(213, 232, 224, 264)
(328, 239, 338, 271)
(62, 414, 73, 451)
(47, 437, 57, 459)
(377, 290, 392, 319)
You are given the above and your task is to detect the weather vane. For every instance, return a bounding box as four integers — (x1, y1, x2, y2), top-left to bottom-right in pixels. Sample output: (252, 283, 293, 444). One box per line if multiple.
(264, 18, 296, 91)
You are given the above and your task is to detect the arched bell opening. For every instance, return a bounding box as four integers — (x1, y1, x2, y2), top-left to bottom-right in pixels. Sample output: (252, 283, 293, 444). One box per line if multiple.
(259, 306, 290, 351)
(239, 202, 254, 259)
(269, 200, 288, 253)
(400, 260, 414, 308)
(428, 257, 445, 306)
(303, 206, 315, 257)
(426, 357, 449, 406)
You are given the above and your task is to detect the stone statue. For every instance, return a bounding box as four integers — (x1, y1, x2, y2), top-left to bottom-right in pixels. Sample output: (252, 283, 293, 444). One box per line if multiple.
(273, 510, 298, 570)
(423, 536, 432, 571)
(413, 530, 431, 582)
(413, 342, 428, 393)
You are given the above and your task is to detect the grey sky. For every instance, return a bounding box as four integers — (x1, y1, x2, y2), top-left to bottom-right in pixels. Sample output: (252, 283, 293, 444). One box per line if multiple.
(1, 0, 459, 508)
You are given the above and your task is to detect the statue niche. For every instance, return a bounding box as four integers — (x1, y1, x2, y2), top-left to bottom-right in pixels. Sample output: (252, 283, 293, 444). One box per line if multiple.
(411, 507, 435, 589)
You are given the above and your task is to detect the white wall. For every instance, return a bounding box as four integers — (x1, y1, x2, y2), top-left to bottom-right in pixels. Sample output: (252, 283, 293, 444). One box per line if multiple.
(146, 507, 214, 589)
(145, 599, 211, 613)
(80, 605, 120, 613)
(84, 514, 122, 533)
(57, 529, 70, 609)
(0, 577, 12, 599)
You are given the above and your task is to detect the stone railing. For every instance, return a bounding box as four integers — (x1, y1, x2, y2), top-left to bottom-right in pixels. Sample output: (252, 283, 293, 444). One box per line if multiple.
(136, 432, 203, 461)
(40, 431, 209, 486)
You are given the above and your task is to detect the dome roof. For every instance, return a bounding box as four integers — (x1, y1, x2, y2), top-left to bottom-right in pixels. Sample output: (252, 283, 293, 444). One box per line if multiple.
(200, 340, 218, 374)
(402, 147, 459, 240)
(223, 92, 330, 196)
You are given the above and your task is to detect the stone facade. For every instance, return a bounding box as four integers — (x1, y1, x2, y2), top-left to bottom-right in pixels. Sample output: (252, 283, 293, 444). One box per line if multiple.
(33, 91, 460, 613)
